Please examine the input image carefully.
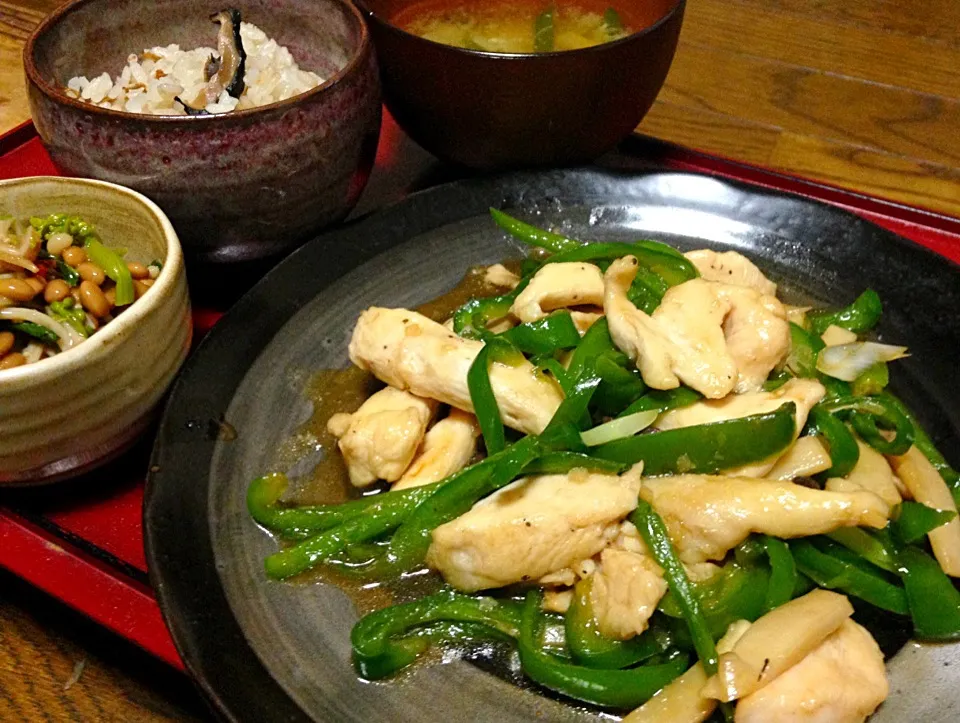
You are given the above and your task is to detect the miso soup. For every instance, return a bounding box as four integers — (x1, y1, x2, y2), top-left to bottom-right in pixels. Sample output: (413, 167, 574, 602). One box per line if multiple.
(393, 0, 657, 53)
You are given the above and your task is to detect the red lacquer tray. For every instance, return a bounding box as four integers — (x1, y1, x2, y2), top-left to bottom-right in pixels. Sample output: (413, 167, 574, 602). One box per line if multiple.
(1, 114, 959, 672)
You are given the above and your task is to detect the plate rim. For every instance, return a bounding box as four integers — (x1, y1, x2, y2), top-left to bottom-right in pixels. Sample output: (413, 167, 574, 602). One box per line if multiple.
(144, 165, 960, 722)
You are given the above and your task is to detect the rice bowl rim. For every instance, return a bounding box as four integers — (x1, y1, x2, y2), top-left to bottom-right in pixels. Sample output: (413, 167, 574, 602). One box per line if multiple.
(0, 176, 186, 384)
(24, 0, 373, 123)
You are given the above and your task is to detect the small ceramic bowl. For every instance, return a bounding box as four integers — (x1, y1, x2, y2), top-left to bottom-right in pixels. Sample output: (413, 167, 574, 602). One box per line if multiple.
(24, 0, 381, 263)
(356, 0, 685, 169)
(0, 176, 191, 485)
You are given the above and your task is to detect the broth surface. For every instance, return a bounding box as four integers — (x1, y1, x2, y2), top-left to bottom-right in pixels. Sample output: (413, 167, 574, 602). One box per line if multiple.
(393, 0, 661, 52)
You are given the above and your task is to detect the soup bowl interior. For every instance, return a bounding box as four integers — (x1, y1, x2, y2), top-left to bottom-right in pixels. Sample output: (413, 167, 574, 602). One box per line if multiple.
(357, 0, 684, 169)
(25, 0, 381, 263)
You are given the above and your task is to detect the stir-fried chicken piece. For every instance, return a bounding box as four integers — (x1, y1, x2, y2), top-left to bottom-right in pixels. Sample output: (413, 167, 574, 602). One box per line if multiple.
(484, 263, 520, 289)
(640, 475, 889, 564)
(684, 249, 777, 296)
(766, 436, 833, 481)
(392, 409, 480, 491)
(604, 259, 789, 398)
(735, 620, 888, 723)
(656, 378, 826, 476)
(510, 262, 605, 322)
(715, 283, 790, 393)
(326, 387, 436, 487)
(605, 260, 736, 398)
(349, 308, 563, 434)
(825, 438, 902, 509)
(589, 548, 666, 640)
(426, 465, 643, 591)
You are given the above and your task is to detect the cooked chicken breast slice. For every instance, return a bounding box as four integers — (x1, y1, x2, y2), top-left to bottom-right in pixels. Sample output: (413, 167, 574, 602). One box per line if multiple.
(348, 308, 563, 435)
(825, 438, 902, 509)
(766, 436, 833, 481)
(510, 262, 605, 322)
(640, 475, 889, 564)
(426, 465, 643, 591)
(715, 283, 790, 393)
(484, 263, 520, 289)
(684, 249, 777, 296)
(735, 620, 888, 723)
(589, 548, 667, 640)
(605, 259, 737, 398)
(656, 378, 825, 477)
(326, 387, 436, 487)
(391, 409, 480, 491)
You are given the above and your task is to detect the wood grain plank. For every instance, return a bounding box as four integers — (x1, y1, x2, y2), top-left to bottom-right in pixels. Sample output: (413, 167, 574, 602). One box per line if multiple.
(755, 0, 960, 49)
(0, 571, 208, 723)
(0, 35, 30, 134)
(637, 98, 780, 165)
(658, 42, 960, 166)
(769, 131, 960, 216)
(682, 0, 960, 100)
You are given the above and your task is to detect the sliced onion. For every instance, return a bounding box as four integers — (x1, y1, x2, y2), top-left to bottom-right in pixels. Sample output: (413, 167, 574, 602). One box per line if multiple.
(580, 409, 658, 447)
(0, 247, 38, 273)
(0, 307, 84, 351)
(816, 342, 909, 382)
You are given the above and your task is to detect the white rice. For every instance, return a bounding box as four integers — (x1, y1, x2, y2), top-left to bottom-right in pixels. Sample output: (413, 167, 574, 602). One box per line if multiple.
(65, 23, 324, 115)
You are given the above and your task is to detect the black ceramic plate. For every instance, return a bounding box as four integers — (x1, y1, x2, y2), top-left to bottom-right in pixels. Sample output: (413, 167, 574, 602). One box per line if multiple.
(145, 168, 960, 723)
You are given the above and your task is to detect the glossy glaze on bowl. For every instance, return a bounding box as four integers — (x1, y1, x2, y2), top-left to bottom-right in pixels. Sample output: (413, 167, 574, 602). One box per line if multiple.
(357, 0, 683, 169)
(0, 177, 191, 485)
(24, 0, 381, 263)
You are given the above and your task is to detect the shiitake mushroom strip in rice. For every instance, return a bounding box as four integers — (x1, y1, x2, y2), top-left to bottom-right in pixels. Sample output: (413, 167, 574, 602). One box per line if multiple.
(248, 209, 960, 719)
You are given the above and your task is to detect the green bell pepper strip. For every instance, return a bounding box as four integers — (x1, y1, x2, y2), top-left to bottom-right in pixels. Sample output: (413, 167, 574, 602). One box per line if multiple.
(351, 589, 524, 679)
(592, 402, 797, 475)
(452, 277, 531, 340)
(618, 387, 701, 418)
(246, 473, 441, 541)
(540, 375, 601, 452)
(263, 489, 428, 580)
(593, 352, 648, 416)
(85, 239, 134, 306)
(761, 535, 797, 612)
(819, 394, 914, 456)
(807, 289, 883, 337)
(789, 539, 908, 615)
(565, 577, 672, 669)
(565, 316, 617, 384)
(381, 435, 542, 576)
(535, 357, 572, 394)
(56, 258, 80, 286)
(762, 368, 792, 392)
(498, 311, 581, 356)
(627, 265, 670, 314)
(658, 559, 770, 641)
(891, 501, 957, 546)
(519, 591, 688, 708)
(825, 527, 898, 573)
(9, 321, 59, 345)
(521, 452, 625, 476)
(877, 391, 960, 492)
(851, 362, 889, 396)
(467, 342, 507, 455)
(489, 208, 581, 253)
(48, 298, 89, 338)
(896, 545, 960, 641)
(784, 322, 824, 378)
(533, 3, 555, 52)
(806, 406, 860, 478)
(632, 500, 719, 675)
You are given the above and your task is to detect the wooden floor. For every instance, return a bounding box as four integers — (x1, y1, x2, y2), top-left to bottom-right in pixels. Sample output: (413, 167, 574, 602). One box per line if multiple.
(0, 0, 957, 720)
